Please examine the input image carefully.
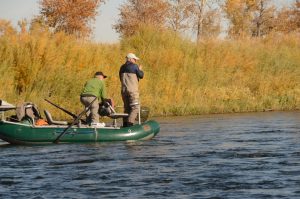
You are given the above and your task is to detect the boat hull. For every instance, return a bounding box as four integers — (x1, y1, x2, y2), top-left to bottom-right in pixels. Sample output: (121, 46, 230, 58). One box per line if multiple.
(0, 120, 160, 144)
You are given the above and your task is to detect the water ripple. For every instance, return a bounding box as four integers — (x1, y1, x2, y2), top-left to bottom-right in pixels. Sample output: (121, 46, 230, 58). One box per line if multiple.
(0, 111, 300, 198)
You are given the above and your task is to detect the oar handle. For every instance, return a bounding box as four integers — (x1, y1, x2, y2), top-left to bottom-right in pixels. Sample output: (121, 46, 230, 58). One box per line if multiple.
(53, 97, 97, 144)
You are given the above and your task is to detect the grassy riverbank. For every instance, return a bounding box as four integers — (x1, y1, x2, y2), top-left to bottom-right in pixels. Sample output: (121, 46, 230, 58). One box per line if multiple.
(0, 26, 299, 118)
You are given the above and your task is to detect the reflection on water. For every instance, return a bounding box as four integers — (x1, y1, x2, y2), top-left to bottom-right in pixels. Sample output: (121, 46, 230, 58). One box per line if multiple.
(0, 111, 300, 198)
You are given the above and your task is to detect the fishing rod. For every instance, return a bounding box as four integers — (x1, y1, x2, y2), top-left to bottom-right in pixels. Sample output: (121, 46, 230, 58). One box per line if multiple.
(44, 99, 86, 124)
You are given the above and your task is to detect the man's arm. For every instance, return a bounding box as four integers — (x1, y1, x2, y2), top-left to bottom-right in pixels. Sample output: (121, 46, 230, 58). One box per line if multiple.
(136, 64, 144, 79)
(100, 81, 107, 101)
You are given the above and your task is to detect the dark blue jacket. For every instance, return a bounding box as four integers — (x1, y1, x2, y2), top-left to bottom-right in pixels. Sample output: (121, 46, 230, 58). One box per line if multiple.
(119, 61, 144, 80)
(119, 61, 144, 93)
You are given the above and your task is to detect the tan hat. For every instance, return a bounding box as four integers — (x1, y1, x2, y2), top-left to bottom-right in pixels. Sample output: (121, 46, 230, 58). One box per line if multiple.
(126, 53, 140, 60)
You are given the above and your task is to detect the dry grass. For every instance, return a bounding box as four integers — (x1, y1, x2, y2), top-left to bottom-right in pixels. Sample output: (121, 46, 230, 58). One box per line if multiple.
(0, 26, 299, 118)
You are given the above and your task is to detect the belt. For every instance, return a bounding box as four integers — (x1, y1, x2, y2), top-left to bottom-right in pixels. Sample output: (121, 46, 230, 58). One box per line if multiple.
(80, 94, 96, 97)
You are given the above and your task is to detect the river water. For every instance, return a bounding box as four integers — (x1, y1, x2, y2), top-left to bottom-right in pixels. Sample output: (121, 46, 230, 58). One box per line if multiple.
(0, 111, 300, 198)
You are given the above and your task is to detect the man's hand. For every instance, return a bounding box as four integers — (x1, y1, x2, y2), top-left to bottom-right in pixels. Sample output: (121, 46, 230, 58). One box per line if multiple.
(138, 64, 143, 70)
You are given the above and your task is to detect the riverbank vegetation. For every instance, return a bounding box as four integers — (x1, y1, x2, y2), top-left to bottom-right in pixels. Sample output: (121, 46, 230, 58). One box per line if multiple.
(0, 24, 299, 117)
(0, 0, 299, 118)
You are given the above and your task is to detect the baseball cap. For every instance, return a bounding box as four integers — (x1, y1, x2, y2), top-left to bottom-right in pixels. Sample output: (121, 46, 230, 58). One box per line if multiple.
(126, 53, 140, 60)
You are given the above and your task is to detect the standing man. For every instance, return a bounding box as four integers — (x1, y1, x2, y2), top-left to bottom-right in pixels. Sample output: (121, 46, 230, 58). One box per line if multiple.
(119, 53, 144, 127)
(80, 71, 107, 126)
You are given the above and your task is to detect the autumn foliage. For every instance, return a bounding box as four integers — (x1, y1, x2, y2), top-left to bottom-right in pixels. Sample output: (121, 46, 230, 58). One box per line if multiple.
(225, 0, 300, 37)
(38, 0, 105, 38)
(0, 0, 299, 118)
(0, 23, 299, 118)
(114, 0, 170, 37)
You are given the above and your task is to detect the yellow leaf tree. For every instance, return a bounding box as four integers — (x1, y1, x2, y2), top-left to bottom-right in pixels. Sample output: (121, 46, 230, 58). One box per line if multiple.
(191, 0, 222, 41)
(224, 0, 276, 38)
(166, 0, 195, 33)
(114, 0, 170, 37)
(38, 0, 105, 38)
(275, 0, 300, 33)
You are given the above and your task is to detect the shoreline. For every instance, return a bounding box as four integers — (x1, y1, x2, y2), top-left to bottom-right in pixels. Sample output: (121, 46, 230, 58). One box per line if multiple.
(151, 109, 300, 118)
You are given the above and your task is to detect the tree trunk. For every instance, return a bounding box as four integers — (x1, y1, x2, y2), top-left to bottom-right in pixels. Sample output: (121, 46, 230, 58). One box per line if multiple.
(196, 0, 206, 42)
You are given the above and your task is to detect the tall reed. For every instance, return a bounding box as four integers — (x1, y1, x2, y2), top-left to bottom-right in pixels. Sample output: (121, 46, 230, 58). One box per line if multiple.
(0, 25, 299, 118)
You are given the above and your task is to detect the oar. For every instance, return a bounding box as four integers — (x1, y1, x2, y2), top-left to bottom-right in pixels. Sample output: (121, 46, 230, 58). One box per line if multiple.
(44, 98, 86, 123)
(53, 97, 97, 144)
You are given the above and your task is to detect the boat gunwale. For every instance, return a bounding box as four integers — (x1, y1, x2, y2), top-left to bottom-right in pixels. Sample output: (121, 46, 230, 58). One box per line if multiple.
(0, 120, 121, 129)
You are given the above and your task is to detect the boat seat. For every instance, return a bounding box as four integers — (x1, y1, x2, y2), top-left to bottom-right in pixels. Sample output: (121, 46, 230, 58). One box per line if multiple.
(44, 110, 68, 125)
(99, 101, 129, 127)
(109, 113, 128, 127)
(109, 113, 128, 119)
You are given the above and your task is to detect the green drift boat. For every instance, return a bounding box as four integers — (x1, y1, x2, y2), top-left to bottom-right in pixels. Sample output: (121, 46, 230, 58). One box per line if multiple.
(0, 120, 160, 145)
(0, 100, 160, 145)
